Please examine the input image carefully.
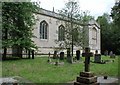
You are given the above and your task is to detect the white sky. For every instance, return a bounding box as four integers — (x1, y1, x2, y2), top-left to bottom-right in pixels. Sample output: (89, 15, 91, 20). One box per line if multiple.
(32, 0, 115, 19)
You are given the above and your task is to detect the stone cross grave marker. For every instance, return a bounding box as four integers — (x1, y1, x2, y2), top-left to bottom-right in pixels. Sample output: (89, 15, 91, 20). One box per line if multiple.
(82, 47, 93, 72)
(74, 47, 98, 85)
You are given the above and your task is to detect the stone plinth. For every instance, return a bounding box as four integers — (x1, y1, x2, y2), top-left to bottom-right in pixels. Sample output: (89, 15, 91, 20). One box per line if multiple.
(74, 82, 98, 85)
(77, 76, 97, 84)
(80, 72, 94, 77)
(74, 72, 98, 85)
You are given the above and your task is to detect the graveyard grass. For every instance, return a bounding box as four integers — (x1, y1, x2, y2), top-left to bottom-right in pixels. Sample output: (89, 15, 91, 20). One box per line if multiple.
(2, 55, 119, 83)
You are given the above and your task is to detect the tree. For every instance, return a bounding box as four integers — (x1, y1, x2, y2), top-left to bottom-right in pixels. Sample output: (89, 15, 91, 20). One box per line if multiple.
(2, 2, 39, 59)
(80, 11, 94, 49)
(57, 0, 94, 56)
(97, 13, 112, 54)
(57, 0, 81, 56)
(110, 1, 120, 54)
(97, 7, 120, 55)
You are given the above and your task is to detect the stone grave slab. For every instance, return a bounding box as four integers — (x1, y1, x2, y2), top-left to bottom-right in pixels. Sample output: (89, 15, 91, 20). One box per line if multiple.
(0, 76, 33, 85)
(0, 77, 18, 85)
(97, 77, 118, 85)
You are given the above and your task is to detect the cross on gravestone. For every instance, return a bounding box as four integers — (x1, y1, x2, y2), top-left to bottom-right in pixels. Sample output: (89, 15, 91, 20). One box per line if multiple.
(82, 47, 93, 72)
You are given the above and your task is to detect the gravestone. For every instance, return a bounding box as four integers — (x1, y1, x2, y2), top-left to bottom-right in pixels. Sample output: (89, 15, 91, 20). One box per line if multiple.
(60, 52, 64, 60)
(67, 48, 70, 58)
(94, 50, 101, 63)
(76, 50, 80, 60)
(109, 51, 115, 58)
(28, 50, 31, 59)
(31, 50, 34, 59)
(67, 48, 72, 63)
(53, 51, 57, 59)
(55, 54, 59, 66)
(47, 52, 51, 62)
(74, 47, 98, 85)
(104, 50, 108, 56)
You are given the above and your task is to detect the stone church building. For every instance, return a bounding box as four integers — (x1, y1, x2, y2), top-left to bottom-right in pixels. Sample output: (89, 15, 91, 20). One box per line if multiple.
(32, 8, 101, 54)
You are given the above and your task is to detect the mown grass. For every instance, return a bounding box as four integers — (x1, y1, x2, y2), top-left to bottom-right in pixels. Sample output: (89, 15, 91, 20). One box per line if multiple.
(2, 55, 119, 83)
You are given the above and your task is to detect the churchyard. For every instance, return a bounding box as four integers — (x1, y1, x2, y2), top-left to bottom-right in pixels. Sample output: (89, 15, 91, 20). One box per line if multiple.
(1, 1, 120, 85)
(2, 54, 119, 83)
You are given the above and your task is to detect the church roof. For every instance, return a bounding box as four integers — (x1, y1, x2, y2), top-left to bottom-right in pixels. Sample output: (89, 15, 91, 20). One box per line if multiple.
(35, 8, 100, 29)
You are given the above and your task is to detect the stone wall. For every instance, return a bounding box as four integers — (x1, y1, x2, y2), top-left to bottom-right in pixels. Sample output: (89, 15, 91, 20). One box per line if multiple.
(32, 9, 101, 54)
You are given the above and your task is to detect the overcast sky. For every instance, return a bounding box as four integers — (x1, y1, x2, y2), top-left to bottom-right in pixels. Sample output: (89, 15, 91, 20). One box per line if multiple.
(31, 0, 115, 19)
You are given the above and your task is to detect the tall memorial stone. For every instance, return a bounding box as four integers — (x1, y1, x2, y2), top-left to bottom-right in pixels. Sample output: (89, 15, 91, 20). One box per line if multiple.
(31, 50, 34, 59)
(76, 50, 80, 60)
(67, 48, 72, 63)
(74, 47, 98, 85)
(53, 51, 57, 59)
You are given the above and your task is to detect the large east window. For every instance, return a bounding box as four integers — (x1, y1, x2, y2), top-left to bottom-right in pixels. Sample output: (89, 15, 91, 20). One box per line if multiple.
(92, 27, 97, 45)
(40, 20, 48, 39)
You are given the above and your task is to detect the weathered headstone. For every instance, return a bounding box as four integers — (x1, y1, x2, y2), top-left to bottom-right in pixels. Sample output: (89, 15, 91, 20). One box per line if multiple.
(60, 52, 64, 60)
(67, 48, 70, 58)
(94, 50, 101, 63)
(76, 50, 80, 60)
(104, 50, 108, 56)
(74, 47, 98, 85)
(31, 50, 34, 59)
(53, 51, 57, 59)
(67, 48, 72, 63)
(109, 51, 115, 58)
(28, 50, 31, 59)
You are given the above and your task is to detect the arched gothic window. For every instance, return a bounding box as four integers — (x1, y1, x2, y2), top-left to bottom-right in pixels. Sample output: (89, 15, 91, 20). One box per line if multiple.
(40, 20, 48, 39)
(58, 25, 65, 41)
(92, 27, 97, 45)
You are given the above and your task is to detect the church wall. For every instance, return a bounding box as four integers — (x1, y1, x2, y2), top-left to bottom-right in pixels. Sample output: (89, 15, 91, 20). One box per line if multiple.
(89, 25, 101, 54)
(32, 10, 101, 55)
(32, 14, 66, 54)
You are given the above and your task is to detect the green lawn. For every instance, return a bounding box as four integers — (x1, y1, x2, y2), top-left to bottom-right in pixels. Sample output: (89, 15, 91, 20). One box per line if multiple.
(2, 55, 119, 83)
